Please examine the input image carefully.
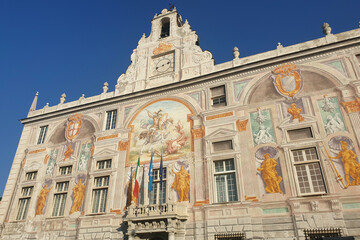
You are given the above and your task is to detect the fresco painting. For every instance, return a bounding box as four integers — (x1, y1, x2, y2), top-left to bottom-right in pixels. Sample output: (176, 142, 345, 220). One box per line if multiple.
(255, 146, 285, 195)
(234, 81, 248, 101)
(317, 96, 346, 135)
(128, 100, 192, 165)
(45, 149, 58, 176)
(250, 109, 276, 146)
(77, 143, 93, 171)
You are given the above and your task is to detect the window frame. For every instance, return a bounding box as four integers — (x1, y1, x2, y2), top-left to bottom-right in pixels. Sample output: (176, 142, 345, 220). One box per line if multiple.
(37, 125, 48, 145)
(213, 158, 238, 203)
(210, 85, 227, 108)
(96, 159, 112, 170)
(212, 140, 233, 153)
(290, 147, 327, 196)
(59, 165, 72, 175)
(52, 181, 69, 217)
(25, 171, 37, 181)
(287, 127, 314, 142)
(105, 110, 117, 130)
(16, 186, 33, 220)
(149, 168, 167, 205)
(91, 176, 110, 213)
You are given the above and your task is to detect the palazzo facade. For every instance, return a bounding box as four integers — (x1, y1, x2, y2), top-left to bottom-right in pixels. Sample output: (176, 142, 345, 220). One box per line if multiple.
(1, 8, 360, 240)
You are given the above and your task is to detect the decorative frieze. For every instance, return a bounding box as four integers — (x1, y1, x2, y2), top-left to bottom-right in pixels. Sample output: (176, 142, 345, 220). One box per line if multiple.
(97, 134, 119, 141)
(29, 148, 46, 155)
(206, 112, 233, 121)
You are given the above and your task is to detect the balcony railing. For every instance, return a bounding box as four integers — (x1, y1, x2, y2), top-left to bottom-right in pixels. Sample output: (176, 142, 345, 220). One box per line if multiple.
(126, 203, 188, 219)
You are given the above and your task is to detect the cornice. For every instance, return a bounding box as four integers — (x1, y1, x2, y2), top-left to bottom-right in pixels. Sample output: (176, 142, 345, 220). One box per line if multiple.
(21, 36, 360, 124)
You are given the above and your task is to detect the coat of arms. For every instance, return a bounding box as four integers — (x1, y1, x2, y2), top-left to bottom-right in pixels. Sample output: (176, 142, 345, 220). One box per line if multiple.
(66, 113, 83, 141)
(272, 64, 303, 98)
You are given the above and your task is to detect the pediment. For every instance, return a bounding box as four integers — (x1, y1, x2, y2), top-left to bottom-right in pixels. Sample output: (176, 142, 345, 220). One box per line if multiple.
(93, 148, 118, 159)
(278, 114, 317, 129)
(205, 128, 238, 140)
(25, 162, 42, 171)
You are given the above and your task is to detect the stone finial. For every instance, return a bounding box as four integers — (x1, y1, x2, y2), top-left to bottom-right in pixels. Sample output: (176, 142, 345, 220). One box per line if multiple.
(277, 42, 283, 49)
(102, 82, 109, 94)
(60, 93, 66, 104)
(233, 47, 240, 59)
(322, 22, 332, 35)
(79, 94, 85, 100)
(44, 103, 49, 109)
(29, 91, 39, 112)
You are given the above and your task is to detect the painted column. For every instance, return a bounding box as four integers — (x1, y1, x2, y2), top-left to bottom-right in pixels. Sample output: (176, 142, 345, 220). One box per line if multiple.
(192, 124, 205, 202)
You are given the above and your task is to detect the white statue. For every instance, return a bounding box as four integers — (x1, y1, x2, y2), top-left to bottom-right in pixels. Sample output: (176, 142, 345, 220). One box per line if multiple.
(254, 125, 273, 144)
(325, 113, 345, 134)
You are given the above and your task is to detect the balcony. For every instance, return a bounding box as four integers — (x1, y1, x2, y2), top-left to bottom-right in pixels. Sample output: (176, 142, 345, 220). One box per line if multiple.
(124, 203, 188, 238)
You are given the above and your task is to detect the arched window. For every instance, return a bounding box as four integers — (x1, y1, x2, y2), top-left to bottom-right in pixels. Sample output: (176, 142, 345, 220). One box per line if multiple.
(160, 18, 170, 38)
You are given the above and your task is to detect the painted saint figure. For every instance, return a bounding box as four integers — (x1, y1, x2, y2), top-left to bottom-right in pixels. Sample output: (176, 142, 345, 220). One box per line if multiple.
(325, 113, 345, 134)
(146, 109, 168, 130)
(171, 166, 190, 202)
(70, 179, 86, 214)
(64, 145, 73, 161)
(35, 184, 52, 215)
(257, 153, 283, 193)
(329, 141, 360, 188)
(254, 125, 273, 144)
(287, 103, 304, 122)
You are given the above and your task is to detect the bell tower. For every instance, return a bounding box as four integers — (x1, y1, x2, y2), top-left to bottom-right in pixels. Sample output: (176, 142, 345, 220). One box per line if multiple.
(115, 7, 214, 95)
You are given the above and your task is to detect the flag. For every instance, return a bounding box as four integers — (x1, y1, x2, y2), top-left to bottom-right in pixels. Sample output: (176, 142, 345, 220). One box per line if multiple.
(133, 156, 140, 200)
(159, 148, 163, 190)
(148, 152, 153, 192)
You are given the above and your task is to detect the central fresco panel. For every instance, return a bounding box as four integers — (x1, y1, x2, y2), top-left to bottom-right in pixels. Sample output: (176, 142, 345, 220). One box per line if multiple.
(128, 99, 193, 165)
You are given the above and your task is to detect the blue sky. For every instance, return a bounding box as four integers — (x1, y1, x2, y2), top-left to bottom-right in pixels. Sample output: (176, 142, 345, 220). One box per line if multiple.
(1, 0, 359, 195)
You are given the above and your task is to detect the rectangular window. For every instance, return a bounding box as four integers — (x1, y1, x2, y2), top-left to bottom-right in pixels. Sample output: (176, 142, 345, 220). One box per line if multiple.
(291, 148, 326, 195)
(105, 110, 117, 130)
(149, 168, 167, 205)
(16, 186, 33, 220)
(97, 160, 112, 170)
(288, 127, 313, 141)
(211, 85, 226, 107)
(52, 182, 69, 217)
(59, 166, 72, 175)
(37, 125, 48, 144)
(92, 176, 109, 213)
(214, 159, 238, 203)
(213, 140, 233, 152)
(25, 171, 37, 181)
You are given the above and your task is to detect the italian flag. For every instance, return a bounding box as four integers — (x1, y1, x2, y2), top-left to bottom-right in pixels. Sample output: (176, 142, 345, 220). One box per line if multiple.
(133, 156, 140, 200)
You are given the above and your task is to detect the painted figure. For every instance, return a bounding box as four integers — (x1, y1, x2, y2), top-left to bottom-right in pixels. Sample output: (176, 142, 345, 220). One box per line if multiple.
(35, 184, 52, 215)
(70, 179, 86, 214)
(287, 103, 304, 122)
(171, 166, 190, 202)
(164, 121, 189, 155)
(257, 153, 283, 193)
(139, 109, 174, 154)
(329, 141, 360, 188)
(325, 113, 345, 134)
(64, 145, 73, 161)
(146, 109, 168, 130)
(254, 125, 273, 144)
